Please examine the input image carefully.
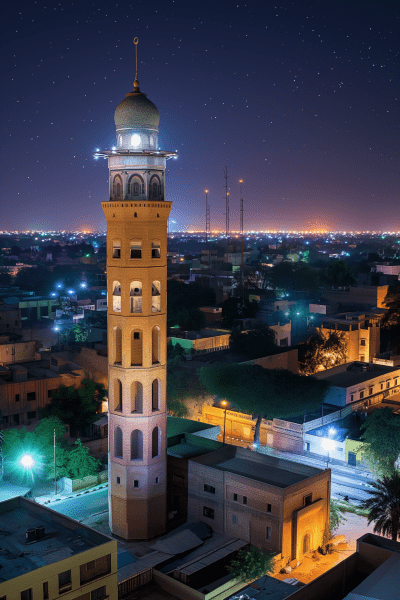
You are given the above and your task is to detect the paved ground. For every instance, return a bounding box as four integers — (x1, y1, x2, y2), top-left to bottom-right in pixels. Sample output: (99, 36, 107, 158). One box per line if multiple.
(43, 487, 108, 521)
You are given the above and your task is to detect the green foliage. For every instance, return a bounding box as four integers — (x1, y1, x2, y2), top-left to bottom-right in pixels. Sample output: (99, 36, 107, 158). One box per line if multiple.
(228, 547, 274, 583)
(381, 285, 400, 354)
(14, 265, 52, 294)
(320, 260, 356, 289)
(167, 397, 189, 418)
(361, 408, 400, 477)
(298, 331, 348, 374)
(270, 262, 320, 293)
(199, 364, 329, 419)
(0, 271, 13, 286)
(167, 280, 215, 328)
(230, 325, 278, 359)
(221, 297, 258, 327)
(360, 472, 400, 541)
(40, 379, 105, 435)
(330, 499, 347, 536)
(66, 438, 101, 479)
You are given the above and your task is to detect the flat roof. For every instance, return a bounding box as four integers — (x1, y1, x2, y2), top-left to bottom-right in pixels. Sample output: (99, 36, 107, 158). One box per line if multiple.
(0, 497, 113, 582)
(167, 416, 214, 438)
(314, 362, 400, 388)
(191, 446, 324, 489)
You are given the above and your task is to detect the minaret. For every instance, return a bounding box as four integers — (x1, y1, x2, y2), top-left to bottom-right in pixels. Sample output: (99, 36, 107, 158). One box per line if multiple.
(97, 40, 176, 540)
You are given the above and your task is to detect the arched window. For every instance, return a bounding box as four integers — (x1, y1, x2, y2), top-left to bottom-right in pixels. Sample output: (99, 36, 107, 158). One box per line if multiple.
(128, 176, 142, 197)
(149, 177, 160, 199)
(113, 175, 122, 198)
(152, 379, 159, 411)
(117, 134, 122, 147)
(130, 281, 142, 313)
(114, 379, 122, 412)
(152, 241, 161, 259)
(114, 426, 123, 458)
(152, 281, 161, 313)
(152, 327, 160, 364)
(114, 327, 122, 363)
(131, 429, 143, 460)
(112, 281, 121, 313)
(131, 330, 142, 366)
(152, 426, 160, 458)
(131, 381, 143, 413)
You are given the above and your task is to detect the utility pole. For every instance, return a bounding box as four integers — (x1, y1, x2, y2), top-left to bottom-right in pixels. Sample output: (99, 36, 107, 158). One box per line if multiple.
(54, 428, 57, 496)
(224, 167, 229, 247)
(205, 189, 210, 267)
(239, 179, 244, 308)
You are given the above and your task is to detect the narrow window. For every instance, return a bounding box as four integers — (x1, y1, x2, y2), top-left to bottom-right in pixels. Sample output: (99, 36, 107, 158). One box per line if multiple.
(133, 181, 140, 195)
(204, 484, 216, 494)
(131, 331, 142, 366)
(360, 390, 364, 399)
(156, 476, 160, 484)
(27, 391, 36, 401)
(232, 514, 237, 524)
(91, 587, 106, 600)
(21, 591, 33, 600)
(112, 281, 121, 313)
(15, 393, 20, 402)
(131, 381, 143, 413)
(152, 379, 159, 411)
(134, 480, 139, 488)
(130, 281, 142, 313)
(360, 339, 366, 346)
(152, 426, 160, 458)
(203, 506, 214, 519)
(267, 503, 272, 512)
(116, 477, 120, 484)
(114, 327, 122, 363)
(43, 582, 49, 600)
(304, 493, 313, 506)
(58, 570, 72, 593)
(112, 240, 121, 259)
(130, 241, 142, 259)
(114, 426, 123, 458)
(266, 526, 272, 540)
(152, 240, 161, 258)
(114, 379, 122, 411)
(152, 281, 161, 312)
(152, 327, 160, 364)
(131, 429, 143, 460)
(369, 386, 373, 395)
(233, 493, 238, 502)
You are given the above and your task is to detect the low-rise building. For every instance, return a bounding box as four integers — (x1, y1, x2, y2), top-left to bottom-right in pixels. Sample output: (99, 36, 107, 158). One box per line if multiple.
(187, 445, 330, 562)
(0, 496, 118, 600)
(0, 355, 85, 427)
(0, 306, 22, 334)
(0, 335, 38, 365)
(314, 360, 400, 407)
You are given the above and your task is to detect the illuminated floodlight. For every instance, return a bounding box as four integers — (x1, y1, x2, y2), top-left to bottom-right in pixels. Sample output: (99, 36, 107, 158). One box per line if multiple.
(321, 438, 335, 452)
(328, 427, 336, 437)
(80, 282, 87, 288)
(20, 454, 34, 469)
(67, 289, 75, 295)
(56, 283, 63, 289)
(53, 326, 59, 332)
(51, 292, 56, 297)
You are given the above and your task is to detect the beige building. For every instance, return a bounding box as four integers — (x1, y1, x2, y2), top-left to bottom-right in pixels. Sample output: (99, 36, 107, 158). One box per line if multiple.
(100, 70, 176, 540)
(0, 335, 38, 365)
(0, 355, 85, 427)
(317, 311, 384, 363)
(0, 307, 22, 333)
(187, 445, 330, 562)
(0, 496, 117, 600)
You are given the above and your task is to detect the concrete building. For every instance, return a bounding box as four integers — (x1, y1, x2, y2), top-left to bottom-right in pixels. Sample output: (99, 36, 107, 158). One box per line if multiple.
(98, 65, 176, 540)
(0, 355, 85, 427)
(0, 335, 38, 365)
(0, 306, 22, 334)
(187, 445, 330, 562)
(317, 311, 384, 363)
(314, 360, 400, 407)
(0, 496, 117, 600)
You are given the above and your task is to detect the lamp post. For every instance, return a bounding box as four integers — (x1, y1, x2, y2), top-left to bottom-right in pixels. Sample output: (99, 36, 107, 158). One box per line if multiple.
(221, 400, 228, 445)
(20, 454, 36, 498)
(54, 428, 57, 495)
(322, 427, 336, 468)
(53, 326, 60, 347)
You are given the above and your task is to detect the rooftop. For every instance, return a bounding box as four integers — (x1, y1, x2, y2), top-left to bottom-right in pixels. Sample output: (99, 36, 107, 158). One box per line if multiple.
(0, 496, 114, 583)
(190, 446, 324, 489)
(314, 361, 400, 388)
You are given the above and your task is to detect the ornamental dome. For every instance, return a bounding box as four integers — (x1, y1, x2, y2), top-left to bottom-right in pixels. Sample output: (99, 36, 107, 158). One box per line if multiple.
(114, 83, 160, 132)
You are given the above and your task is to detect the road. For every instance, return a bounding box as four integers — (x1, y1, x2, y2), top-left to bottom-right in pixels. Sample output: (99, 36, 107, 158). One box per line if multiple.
(254, 445, 374, 503)
(48, 487, 108, 521)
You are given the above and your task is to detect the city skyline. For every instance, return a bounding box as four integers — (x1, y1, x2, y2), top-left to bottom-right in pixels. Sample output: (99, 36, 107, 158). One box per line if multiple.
(2, 0, 399, 231)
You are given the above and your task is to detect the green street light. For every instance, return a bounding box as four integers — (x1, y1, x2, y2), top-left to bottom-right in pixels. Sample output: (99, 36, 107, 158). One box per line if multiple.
(20, 454, 34, 469)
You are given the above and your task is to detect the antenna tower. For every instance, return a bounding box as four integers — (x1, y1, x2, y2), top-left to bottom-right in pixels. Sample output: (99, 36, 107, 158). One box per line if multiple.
(205, 189, 210, 267)
(224, 167, 229, 242)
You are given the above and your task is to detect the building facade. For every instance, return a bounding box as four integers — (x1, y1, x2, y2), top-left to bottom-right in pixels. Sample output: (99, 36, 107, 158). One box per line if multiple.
(99, 72, 176, 539)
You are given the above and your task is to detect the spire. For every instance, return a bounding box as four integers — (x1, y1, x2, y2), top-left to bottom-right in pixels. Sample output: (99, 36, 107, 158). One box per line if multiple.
(133, 37, 140, 92)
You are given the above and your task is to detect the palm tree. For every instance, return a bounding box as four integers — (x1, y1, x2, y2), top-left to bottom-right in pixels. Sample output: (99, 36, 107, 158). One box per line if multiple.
(360, 472, 400, 541)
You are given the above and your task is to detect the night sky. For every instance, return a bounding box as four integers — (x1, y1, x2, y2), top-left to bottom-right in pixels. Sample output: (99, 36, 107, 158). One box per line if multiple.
(2, 1, 399, 232)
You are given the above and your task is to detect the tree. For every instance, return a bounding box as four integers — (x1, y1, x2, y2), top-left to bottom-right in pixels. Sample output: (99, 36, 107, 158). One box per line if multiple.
(228, 547, 274, 583)
(321, 260, 356, 289)
(270, 262, 320, 294)
(330, 499, 347, 536)
(40, 379, 106, 435)
(14, 265, 52, 294)
(381, 285, 400, 354)
(230, 325, 278, 359)
(167, 279, 215, 328)
(199, 364, 330, 442)
(221, 296, 258, 327)
(361, 407, 400, 477)
(298, 331, 348, 374)
(360, 472, 400, 541)
(0, 271, 12, 286)
(66, 438, 101, 478)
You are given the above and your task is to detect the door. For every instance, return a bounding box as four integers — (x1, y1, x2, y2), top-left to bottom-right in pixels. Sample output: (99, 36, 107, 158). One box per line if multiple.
(348, 451, 357, 466)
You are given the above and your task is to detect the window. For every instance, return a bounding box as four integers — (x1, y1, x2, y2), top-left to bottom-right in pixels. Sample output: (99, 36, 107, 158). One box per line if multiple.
(43, 582, 49, 600)
(204, 484, 215, 494)
(21, 591, 32, 600)
(27, 411, 36, 419)
(130, 241, 142, 259)
(152, 281, 161, 312)
(360, 355, 365, 362)
(156, 476, 159, 484)
(266, 526, 272, 540)
(116, 477, 120, 484)
(203, 506, 214, 519)
(243, 496, 247, 505)
(233, 493, 238, 502)
(267, 503, 272, 512)
(131, 429, 143, 460)
(113, 240, 121, 259)
(130, 281, 142, 313)
(152, 241, 161, 258)
(132, 381, 143, 413)
(15, 393, 20, 402)
(134, 331, 140, 339)
(280, 337, 288, 347)
(58, 569, 72, 593)
(13, 414, 19, 424)
(350, 394, 354, 402)
(27, 392, 36, 401)
(152, 426, 160, 458)
(369, 387, 373, 395)
(232, 514, 237, 523)
(395, 379, 398, 386)
(134, 480, 139, 488)
(86, 561, 95, 571)
(387, 381, 390, 389)
(112, 281, 121, 313)
(381, 383, 384, 390)
(114, 426, 123, 458)
(304, 493, 313, 506)
(91, 587, 106, 600)
(48, 389, 56, 399)
(360, 339, 366, 346)
(113, 176, 122, 198)
(152, 379, 159, 411)
(360, 390, 364, 399)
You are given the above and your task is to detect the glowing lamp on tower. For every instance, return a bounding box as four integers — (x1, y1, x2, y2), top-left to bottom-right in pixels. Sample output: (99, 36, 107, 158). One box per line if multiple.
(131, 133, 141, 148)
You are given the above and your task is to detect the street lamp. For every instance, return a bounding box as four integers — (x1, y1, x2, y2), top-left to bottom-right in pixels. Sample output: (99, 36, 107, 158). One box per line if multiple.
(53, 325, 60, 346)
(322, 428, 336, 468)
(20, 454, 34, 469)
(221, 400, 229, 445)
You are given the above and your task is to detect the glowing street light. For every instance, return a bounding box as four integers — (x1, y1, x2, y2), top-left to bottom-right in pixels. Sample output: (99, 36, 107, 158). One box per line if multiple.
(221, 400, 229, 445)
(20, 454, 34, 469)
